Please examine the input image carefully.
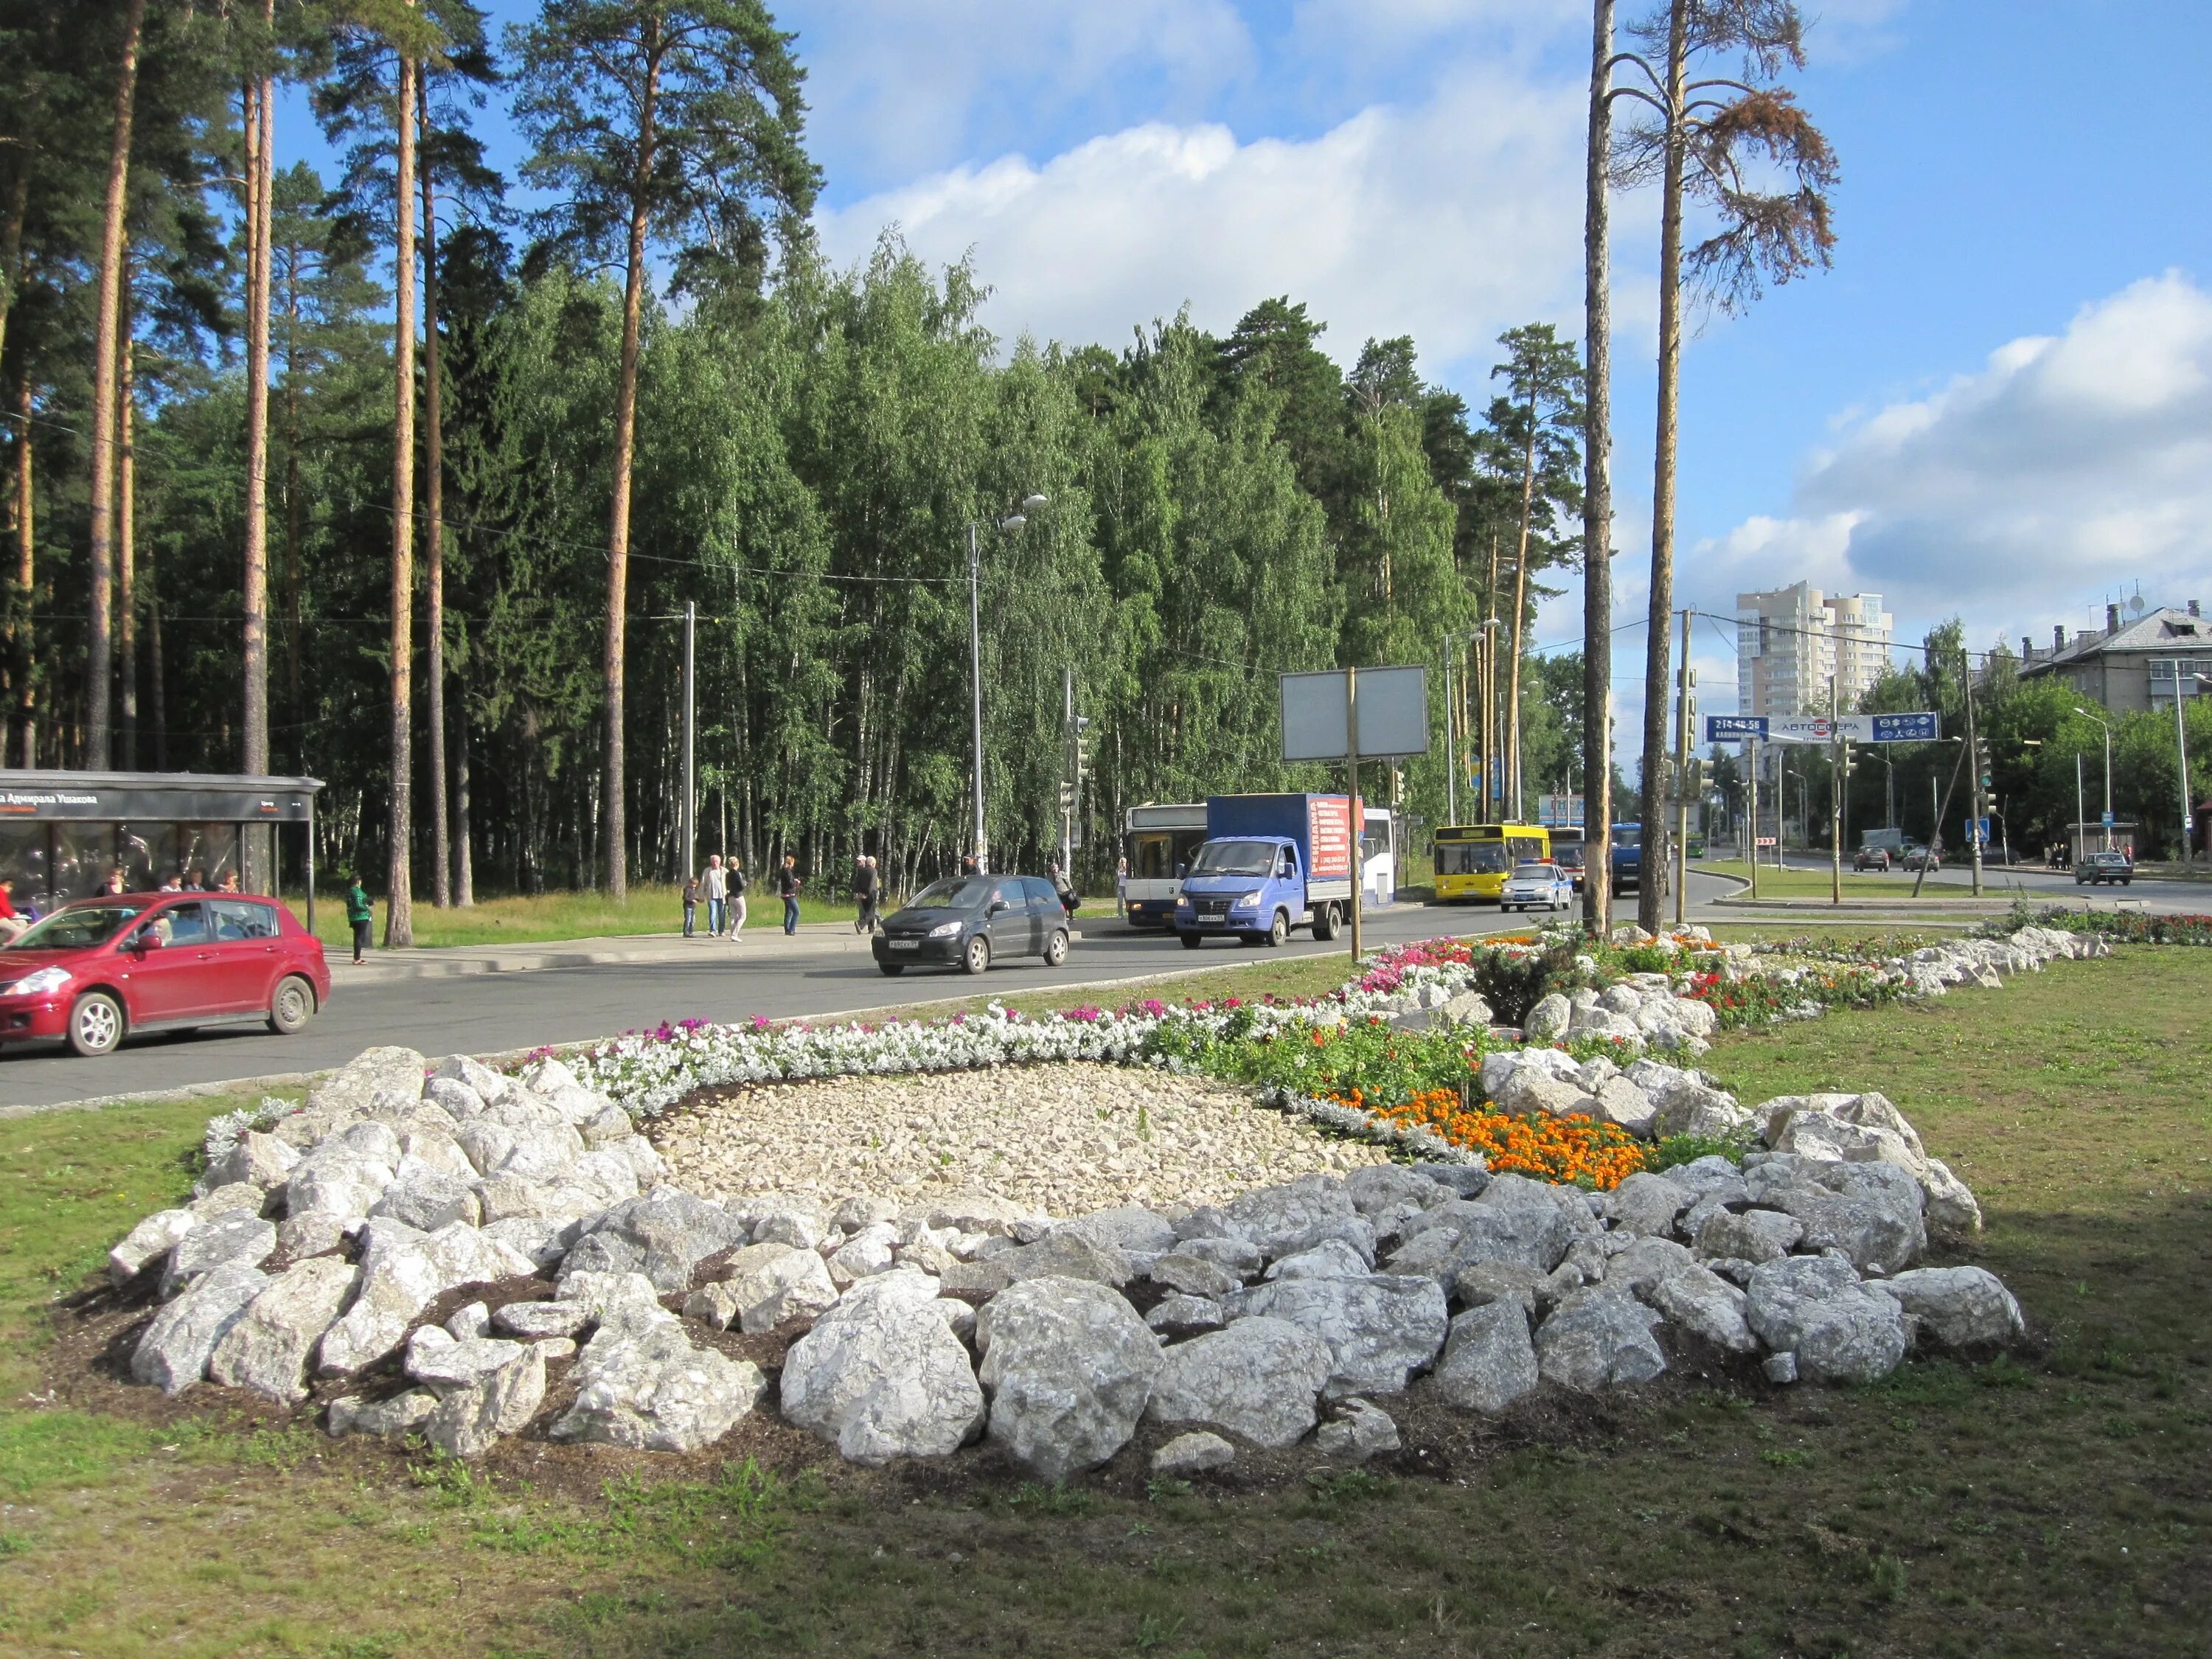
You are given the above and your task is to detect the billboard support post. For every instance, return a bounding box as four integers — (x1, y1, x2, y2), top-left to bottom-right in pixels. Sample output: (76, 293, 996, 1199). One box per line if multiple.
(1346, 667, 1362, 965)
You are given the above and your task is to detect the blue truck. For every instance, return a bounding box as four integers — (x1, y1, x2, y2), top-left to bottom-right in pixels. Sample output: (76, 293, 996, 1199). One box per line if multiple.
(1174, 793, 1357, 948)
(1610, 821, 1643, 893)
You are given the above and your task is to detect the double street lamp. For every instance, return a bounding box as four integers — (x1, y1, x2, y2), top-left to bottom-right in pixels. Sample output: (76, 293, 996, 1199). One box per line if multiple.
(969, 495, 1049, 871)
(2073, 706, 2112, 852)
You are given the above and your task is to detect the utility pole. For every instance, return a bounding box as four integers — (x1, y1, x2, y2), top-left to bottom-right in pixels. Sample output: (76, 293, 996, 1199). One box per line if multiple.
(968, 521, 986, 871)
(1829, 675, 1842, 905)
(1745, 735, 1759, 901)
(1442, 636, 1458, 826)
(1964, 664, 1984, 897)
(1347, 666, 1363, 964)
(2174, 678, 2196, 861)
(681, 599, 696, 881)
(1062, 667, 1074, 877)
(1673, 608, 1691, 927)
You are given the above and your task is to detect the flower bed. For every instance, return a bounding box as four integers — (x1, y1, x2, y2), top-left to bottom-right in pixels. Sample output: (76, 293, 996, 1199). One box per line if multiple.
(1992, 902, 2212, 947)
(1356, 1085, 1650, 1189)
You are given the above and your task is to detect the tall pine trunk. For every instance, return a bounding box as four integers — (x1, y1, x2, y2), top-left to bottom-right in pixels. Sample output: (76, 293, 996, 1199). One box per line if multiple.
(1636, 0, 1688, 936)
(242, 16, 275, 776)
(1582, 0, 1615, 935)
(1506, 404, 1537, 821)
(420, 77, 449, 906)
(602, 35, 661, 901)
(118, 264, 136, 767)
(283, 250, 303, 765)
(86, 0, 147, 769)
(386, 47, 418, 945)
(10, 371, 31, 766)
(0, 163, 27, 389)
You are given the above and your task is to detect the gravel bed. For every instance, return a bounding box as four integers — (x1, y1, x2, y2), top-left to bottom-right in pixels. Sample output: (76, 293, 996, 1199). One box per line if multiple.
(650, 1062, 1390, 1217)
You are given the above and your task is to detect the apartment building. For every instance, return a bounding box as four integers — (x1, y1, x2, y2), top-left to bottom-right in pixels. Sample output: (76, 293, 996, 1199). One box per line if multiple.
(2017, 600, 2212, 715)
(1734, 583, 1896, 717)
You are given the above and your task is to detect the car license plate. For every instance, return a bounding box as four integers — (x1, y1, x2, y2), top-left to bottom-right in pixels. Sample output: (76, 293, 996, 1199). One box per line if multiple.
(888, 939, 919, 951)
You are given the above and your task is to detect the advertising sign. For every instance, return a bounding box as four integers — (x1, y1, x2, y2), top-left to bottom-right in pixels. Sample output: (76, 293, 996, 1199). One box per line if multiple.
(1307, 795, 1354, 880)
(1704, 714, 1768, 740)
(1869, 712, 1940, 742)
(1536, 793, 1585, 828)
(1279, 667, 1431, 762)
(1764, 712, 1942, 745)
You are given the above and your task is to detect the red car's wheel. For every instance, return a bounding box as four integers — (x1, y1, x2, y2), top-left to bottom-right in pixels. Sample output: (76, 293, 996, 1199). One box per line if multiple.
(268, 974, 317, 1035)
(68, 991, 125, 1057)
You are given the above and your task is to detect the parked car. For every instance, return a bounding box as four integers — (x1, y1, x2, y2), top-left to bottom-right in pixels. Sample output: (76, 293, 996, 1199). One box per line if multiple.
(1854, 846, 1892, 872)
(872, 874, 1073, 976)
(2076, 849, 2134, 886)
(1498, 860, 1575, 914)
(1553, 844, 1587, 890)
(0, 892, 330, 1057)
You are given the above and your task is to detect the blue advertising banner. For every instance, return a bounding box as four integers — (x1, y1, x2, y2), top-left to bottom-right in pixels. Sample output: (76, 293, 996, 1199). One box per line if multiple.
(1705, 714, 1768, 740)
(1869, 712, 1940, 742)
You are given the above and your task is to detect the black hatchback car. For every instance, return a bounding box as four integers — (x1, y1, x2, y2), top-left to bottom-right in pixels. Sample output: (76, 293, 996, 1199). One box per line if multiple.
(872, 875, 1074, 976)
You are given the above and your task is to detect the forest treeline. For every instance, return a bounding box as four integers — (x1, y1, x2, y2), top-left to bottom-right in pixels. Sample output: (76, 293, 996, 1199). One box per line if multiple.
(1, 0, 1593, 926)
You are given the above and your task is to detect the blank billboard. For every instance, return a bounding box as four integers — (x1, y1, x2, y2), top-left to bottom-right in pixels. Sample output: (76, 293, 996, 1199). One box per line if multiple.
(1279, 667, 1430, 761)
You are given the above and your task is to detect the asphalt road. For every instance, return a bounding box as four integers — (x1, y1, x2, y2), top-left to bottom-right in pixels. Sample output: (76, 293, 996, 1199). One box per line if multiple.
(0, 900, 1481, 1110)
(1752, 850, 2212, 911)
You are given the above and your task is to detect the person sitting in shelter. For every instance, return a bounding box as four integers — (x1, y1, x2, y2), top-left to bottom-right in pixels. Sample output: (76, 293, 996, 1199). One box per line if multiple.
(159, 872, 184, 892)
(216, 871, 240, 894)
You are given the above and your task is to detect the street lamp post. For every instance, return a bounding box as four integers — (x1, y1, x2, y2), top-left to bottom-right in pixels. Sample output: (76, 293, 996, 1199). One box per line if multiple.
(2074, 707, 2112, 852)
(969, 495, 1048, 870)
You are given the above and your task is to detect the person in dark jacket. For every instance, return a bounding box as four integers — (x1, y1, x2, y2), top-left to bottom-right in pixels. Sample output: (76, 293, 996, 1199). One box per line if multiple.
(682, 873, 700, 938)
(852, 853, 880, 933)
(1048, 860, 1079, 917)
(344, 875, 374, 964)
(778, 855, 801, 935)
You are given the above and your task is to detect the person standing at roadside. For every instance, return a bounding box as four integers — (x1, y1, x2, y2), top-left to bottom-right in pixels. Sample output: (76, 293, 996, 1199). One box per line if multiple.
(1116, 855, 1127, 918)
(703, 854, 727, 938)
(726, 858, 748, 938)
(344, 874, 374, 965)
(778, 854, 801, 935)
(682, 872, 701, 938)
(1049, 859, 1079, 919)
(852, 852, 880, 934)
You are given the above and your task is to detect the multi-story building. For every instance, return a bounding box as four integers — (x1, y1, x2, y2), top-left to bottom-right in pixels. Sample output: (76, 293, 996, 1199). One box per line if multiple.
(1734, 583, 1896, 717)
(2017, 600, 2212, 714)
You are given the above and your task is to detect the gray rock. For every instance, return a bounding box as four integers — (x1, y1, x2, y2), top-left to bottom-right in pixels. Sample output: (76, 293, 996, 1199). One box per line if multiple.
(203, 1130, 301, 1194)
(999, 1230, 1135, 1289)
(1657, 1153, 1749, 1206)
(275, 1211, 347, 1259)
(1534, 1287, 1667, 1391)
(160, 1210, 278, 1300)
(190, 1183, 268, 1221)
(1411, 1163, 1490, 1198)
(1344, 1164, 1452, 1218)
(725, 1247, 840, 1335)
(1919, 1158, 1984, 1238)
(1877, 1266, 2025, 1349)
(1761, 1164, 1926, 1274)
(307, 1046, 428, 1118)
(1590, 1077, 1659, 1137)
(1145, 1293, 1226, 1337)
(408, 1334, 529, 1394)
(1315, 1397, 1400, 1462)
(585, 1190, 750, 1293)
(1226, 1273, 1449, 1398)
(1263, 1238, 1372, 1281)
(1144, 1316, 1335, 1448)
(752, 1207, 830, 1252)
(429, 1053, 512, 1105)
(1604, 1236, 1695, 1295)
(1222, 1177, 1355, 1257)
(551, 1316, 765, 1453)
(318, 1221, 537, 1374)
(456, 1121, 518, 1179)
(976, 1276, 1163, 1481)
(554, 1269, 667, 1335)
(1430, 1300, 1540, 1413)
(368, 1171, 481, 1233)
(1694, 1206, 1803, 1263)
(1150, 1252, 1241, 1298)
(422, 1342, 547, 1457)
(1450, 1259, 1546, 1320)
(493, 1299, 590, 1340)
(1150, 1430, 1234, 1476)
(131, 1262, 266, 1394)
(1495, 1067, 1593, 1121)
(1523, 992, 1571, 1043)
(1057, 1205, 1178, 1256)
(911, 1191, 1036, 1238)
(445, 1301, 493, 1340)
(580, 1105, 635, 1148)
(557, 1231, 647, 1283)
(1603, 1172, 1694, 1239)
(284, 1145, 395, 1231)
(827, 1224, 900, 1284)
(1641, 1263, 1756, 1352)
(481, 1216, 574, 1273)
(778, 1271, 985, 1464)
(423, 1077, 486, 1121)
(1170, 1235, 1265, 1277)
(327, 1388, 439, 1440)
(1744, 1256, 1907, 1383)
(111, 1208, 198, 1286)
(1763, 1350, 1799, 1384)
(833, 1195, 902, 1233)
(490, 1121, 588, 1186)
(1447, 1203, 1573, 1276)
(207, 1256, 358, 1403)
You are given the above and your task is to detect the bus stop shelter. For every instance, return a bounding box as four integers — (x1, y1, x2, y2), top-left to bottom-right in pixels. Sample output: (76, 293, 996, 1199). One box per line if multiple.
(0, 771, 324, 929)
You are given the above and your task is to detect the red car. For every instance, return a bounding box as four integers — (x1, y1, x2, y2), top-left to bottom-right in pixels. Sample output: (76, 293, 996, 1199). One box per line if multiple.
(0, 892, 330, 1057)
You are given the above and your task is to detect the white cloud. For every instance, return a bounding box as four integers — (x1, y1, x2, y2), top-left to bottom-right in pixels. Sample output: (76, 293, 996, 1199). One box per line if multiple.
(815, 66, 1592, 380)
(1688, 272, 2212, 653)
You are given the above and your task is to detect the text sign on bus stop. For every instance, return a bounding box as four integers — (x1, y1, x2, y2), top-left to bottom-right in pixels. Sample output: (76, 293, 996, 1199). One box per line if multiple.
(1279, 667, 1431, 762)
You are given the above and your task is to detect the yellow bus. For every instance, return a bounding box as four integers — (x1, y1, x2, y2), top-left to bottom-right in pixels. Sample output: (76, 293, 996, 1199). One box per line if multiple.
(1432, 823, 1551, 902)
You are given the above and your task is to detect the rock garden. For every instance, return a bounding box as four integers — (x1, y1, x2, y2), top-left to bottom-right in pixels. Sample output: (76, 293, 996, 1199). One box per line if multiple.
(76, 923, 2104, 1490)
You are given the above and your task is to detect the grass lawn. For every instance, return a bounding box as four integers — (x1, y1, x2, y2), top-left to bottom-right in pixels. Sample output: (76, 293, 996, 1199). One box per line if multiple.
(4, 947, 2209, 1655)
(304, 885, 900, 951)
(1697, 858, 1968, 900)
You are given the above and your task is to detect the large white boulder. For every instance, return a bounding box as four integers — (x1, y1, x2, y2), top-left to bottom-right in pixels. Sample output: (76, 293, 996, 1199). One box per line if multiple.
(1744, 1255, 1907, 1384)
(131, 1262, 268, 1395)
(1144, 1316, 1335, 1448)
(208, 1256, 359, 1404)
(1430, 1301, 1540, 1413)
(975, 1276, 1162, 1481)
(1225, 1272, 1448, 1398)
(777, 1271, 984, 1465)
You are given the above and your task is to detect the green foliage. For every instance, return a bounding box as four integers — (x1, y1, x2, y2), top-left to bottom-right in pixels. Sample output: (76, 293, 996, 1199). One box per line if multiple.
(1651, 1124, 1761, 1170)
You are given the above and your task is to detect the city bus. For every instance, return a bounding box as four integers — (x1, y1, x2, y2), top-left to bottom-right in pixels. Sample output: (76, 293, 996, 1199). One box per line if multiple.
(1431, 822, 1551, 903)
(1120, 803, 1208, 928)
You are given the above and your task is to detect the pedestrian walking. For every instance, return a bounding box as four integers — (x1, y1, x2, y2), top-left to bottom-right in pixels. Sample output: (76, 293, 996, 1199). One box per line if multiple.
(1048, 860, 1079, 918)
(682, 873, 701, 937)
(853, 852, 880, 934)
(703, 854, 727, 937)
(1116, 855, 1127, 918)
(778, 855, 802, 935)
(726, 859, 748, 938)
(344, 874, 374, 964)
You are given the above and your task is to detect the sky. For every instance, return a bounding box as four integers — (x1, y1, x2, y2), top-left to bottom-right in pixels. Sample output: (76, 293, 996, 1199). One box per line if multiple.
(279, 0, 2212, 745)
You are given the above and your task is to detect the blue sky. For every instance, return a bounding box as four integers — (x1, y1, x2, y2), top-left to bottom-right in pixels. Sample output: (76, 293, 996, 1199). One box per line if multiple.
(279, 0, 2212, 731)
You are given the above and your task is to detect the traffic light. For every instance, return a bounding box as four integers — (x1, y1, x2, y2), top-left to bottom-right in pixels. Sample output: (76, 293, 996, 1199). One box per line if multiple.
(1073, 714, 1093, 779)
(1057, 782, 1076, 813)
